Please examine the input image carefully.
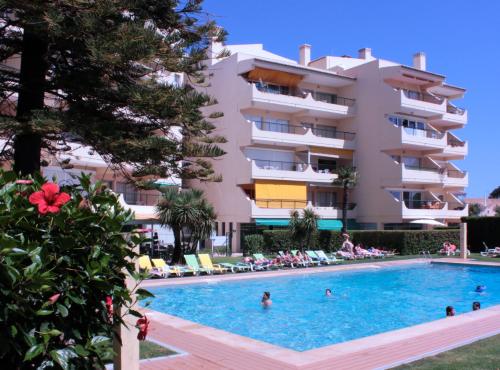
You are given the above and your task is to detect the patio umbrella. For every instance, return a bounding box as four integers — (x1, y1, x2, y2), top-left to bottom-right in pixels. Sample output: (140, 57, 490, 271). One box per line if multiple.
(410, 219, 446, 226)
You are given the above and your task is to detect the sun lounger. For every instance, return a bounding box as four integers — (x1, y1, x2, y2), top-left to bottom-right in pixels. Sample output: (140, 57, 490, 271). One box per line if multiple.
(314, 250, 341, 265)
(151, 258, 183, 277)
(289, 250, 310, 267)
(138, 255, 167, 278)
(305, 251, 322, 266)
(253, 253, 280, 269)
(184, 254, 213, 275)
(480, 242, 500, 257)
(198, 254, 229, 274)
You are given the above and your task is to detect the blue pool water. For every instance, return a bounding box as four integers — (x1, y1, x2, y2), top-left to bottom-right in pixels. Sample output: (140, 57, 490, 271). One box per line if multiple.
(146, 263, 500, 351)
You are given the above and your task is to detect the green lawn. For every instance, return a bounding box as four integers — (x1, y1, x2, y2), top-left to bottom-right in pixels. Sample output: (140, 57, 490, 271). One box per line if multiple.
(394, 334, 500, 369)
(140, 340, 176, 359)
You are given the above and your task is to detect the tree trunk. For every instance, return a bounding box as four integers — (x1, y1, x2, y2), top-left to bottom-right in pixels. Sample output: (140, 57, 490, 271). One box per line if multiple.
(171, 226, 182, 264)
(13, 26, 48, 176)
(341, 185, 348, 233)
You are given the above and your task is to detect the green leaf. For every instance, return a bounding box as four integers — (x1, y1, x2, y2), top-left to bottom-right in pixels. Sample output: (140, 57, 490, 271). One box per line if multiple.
(35, 309, 53, 316)
(37, 360, 55, 370)
(24, 344, 44, 361)
(56, 303, 68, 318)
(47, 329, 62, 337)
(49, 348, 77, 370)
(128, 309, 142, 318)
(10, 325, 17, 337)
(90, 335, 110, 346)
(74, 344, 89, 357)
(135, 288, 154, 299)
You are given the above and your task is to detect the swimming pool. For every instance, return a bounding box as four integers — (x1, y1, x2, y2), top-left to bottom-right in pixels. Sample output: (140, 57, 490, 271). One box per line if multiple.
(146, 263, 500, 351)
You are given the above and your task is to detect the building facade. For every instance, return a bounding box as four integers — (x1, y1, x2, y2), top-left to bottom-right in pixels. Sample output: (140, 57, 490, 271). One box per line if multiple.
(192, 42, 468, 251)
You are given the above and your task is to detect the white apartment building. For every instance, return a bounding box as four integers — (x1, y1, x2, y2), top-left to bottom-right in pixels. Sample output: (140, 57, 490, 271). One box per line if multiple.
(193, 42, 468, 251)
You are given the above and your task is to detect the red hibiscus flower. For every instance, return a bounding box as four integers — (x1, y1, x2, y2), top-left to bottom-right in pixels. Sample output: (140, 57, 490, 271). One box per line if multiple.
(29, 183, 71, 214)
(105, 296, 113, 319)
(136, 316, 150, 341)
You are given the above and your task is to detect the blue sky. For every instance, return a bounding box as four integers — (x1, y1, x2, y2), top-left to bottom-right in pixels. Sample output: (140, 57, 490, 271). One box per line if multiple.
(204, 0, 500, 198)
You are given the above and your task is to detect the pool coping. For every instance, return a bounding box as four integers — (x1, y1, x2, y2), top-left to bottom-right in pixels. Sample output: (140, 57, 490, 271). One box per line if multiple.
(140, 258, 500, 369)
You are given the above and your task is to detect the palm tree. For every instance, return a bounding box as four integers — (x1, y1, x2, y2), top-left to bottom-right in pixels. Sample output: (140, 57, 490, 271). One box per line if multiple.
(156, 188, 216, 263)
(333, 166, 358, 233)
(288, 208, 319, 251)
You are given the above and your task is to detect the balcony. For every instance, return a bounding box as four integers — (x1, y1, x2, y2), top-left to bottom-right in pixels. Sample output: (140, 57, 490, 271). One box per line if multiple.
(245, 82, 356, 118)
(250, 160, 337, 183)
(401, 164, 443, 184)
(250, 199, 356, 218)
(396, 89, 447, 117)
(441, 133, 468, 157)
(400, 200, 468, 220)
(250, 120, 355, 149)
(444, 169, 468, 187)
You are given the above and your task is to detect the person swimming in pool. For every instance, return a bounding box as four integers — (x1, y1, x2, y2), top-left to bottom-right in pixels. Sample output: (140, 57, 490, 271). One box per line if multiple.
(475, 285, 486, 293)
(325, 289, 332, 297)
(261, 291, 272, 308)
(446, 306, 455, 317)
(472, 301, 481, 311)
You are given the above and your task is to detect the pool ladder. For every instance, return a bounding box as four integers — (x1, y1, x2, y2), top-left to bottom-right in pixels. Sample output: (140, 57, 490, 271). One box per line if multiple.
(420, 250, 432, 259)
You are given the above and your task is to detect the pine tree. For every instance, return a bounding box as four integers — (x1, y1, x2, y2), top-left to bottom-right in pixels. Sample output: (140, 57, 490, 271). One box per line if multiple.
(0, 0, 227, 180)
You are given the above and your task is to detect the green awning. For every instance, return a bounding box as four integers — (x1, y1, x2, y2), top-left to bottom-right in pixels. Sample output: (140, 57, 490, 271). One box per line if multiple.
(255, 219, 290, 227)
(318, 219, 343, 230)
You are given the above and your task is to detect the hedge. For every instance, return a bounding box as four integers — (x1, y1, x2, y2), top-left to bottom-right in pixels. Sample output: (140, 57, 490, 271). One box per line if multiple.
(262, 229, 460, 255)
(461, 216, 500, 252)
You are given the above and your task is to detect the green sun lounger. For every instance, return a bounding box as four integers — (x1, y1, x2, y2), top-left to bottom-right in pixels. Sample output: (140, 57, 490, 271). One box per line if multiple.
(184, 254, 213, 275)
(314, 250, 341, 265)
(305, 250, 322, 266)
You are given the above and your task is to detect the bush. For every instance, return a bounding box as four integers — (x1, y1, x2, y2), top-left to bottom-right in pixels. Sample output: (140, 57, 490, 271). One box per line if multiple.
(261, 229, 460, 255)
(461, 216, 500, 252)
(243, 234, 264, 255)
(0, 171, 149, 369)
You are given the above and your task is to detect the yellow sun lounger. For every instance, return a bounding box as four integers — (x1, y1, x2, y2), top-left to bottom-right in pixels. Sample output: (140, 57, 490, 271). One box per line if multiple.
(151, 258, 183, 277)
(138, 255, 167, 278)
(198, 254, 229, 274)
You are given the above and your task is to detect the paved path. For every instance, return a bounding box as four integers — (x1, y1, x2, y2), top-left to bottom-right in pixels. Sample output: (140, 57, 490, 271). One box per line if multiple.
(140, 258, 500, 370)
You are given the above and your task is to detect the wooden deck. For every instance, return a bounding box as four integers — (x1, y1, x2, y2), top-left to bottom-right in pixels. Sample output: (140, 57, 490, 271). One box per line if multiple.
(140, 258, 500, 369)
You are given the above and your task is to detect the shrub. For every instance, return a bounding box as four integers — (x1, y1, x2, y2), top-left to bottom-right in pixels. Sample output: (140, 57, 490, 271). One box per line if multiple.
(262, 229, 460, 255)
(243, 234, 265, 255)
(0, 171, 149, 369)
(461, 216, 500, 252)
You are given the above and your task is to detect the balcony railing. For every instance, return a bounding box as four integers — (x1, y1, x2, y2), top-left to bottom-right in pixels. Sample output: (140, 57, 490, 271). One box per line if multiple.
(402, 127, 444, 139)
(254, 159, 307, 172)
(404, 199, 446, 209)
(251, 81, 355, 107)
(307, 91, 356, 107)
(255, 121, 303, 134)
(255, 199, 307, 209)
(447, 169, 467, 178)
(312, 201, 356, 209)
(402, 89, 443, 104)
(447, 137, 466, 147)
(312, 165, 338, 174)
(311, 127, 356, 140)
(446, 105, 466, 115)
(119, 192, 161, 206)
(404, 164, 441, 173)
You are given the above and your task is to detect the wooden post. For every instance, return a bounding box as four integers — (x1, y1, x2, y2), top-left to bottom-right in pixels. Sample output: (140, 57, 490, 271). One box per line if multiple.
(460, 222, 468, 260)
(114, 247, 140, 370)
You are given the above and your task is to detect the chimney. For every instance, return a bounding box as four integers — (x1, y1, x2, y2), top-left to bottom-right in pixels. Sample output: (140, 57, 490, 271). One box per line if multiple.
(358, 48, 373, 60)
(207, 37, 224, 66)
(413, 52, 426, 70)
(299, 44, 311, 66)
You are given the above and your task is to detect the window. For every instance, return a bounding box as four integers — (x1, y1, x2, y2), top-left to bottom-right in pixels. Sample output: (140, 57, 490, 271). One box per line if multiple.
(317, 159, 337, 173)
(222, 222, 226, 236)
(403, 191, 422, 209)
(214, 222, 219, 236)
(315, 125, 337, 139)
(402, 156, 421, 169)
(316, 192, 337, 207)
(265, 118, 290, 133)
(389, 191, 401, 201)
(116, 182, 137, 204)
